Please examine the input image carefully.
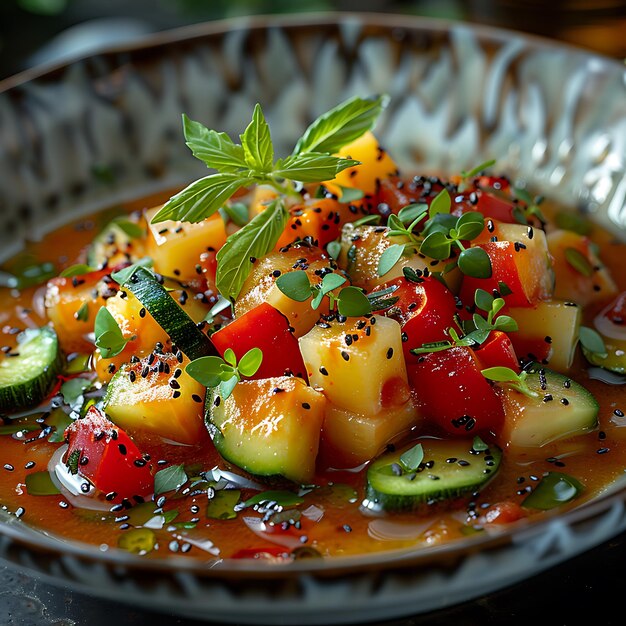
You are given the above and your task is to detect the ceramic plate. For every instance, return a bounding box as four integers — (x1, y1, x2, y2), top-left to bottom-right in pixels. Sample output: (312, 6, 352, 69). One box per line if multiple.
(0, 12, 625, 625)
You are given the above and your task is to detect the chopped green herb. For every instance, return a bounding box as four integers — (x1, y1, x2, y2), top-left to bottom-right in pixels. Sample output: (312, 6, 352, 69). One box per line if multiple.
(94, 307, 131, 358)
(399, 443, 424, 472)
(564, 247, 593, 277)
(579, 326, 608, 358)
(242, 490, 305, 509)
(25, 471, 60, 496)
(522, 472, 584, 510)
(154, 464, 188, 495)
(117, 528, 156, 554)
(206, 489, 241, 519)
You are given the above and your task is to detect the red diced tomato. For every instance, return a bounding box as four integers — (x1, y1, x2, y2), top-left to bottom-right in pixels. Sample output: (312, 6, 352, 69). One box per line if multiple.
(474, 331, 520, 373)
(478, 501, 527, 525)
(475, 191, 518, 224)
(211, 303, 307, 380)
(63, 406, 153, 502)
(407, 346, 505, 437)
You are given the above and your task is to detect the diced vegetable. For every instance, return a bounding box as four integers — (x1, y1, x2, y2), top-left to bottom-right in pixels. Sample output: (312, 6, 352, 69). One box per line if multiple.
(234, 243, 340, 337)
(498, 365, 598, 449)
(0, 327, 63, 412)
(145, 206, 227, 283)
(508, 300, 581, 372)
(103, 351, 206, 444)
(365, 438, 502, 511)
(474, 330, 520, 372)
(86, 216, 146, 269)
(211, 303, 307, 379)
(547, 229, 617, 307)
(63, 406, 153, 502)
(407, 346, 505, 437)
(206, 377, 326, 483)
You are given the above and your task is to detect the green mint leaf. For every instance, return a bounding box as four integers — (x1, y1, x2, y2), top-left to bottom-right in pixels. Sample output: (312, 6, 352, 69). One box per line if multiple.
(219, 202, 249, 227)
(420, 231, 451, 260)
(397, 203, 428, 227)
(378, 243, 405, 277)
(94, 307, 129, 358)
(276, 271, 313, 302)
(428, 188, 451, 219)
(337, 186, 365, 203)
(60, 263, 94, 278)
(215, 199, 289, 302)
(237, 347, 263, 377)
(242, 490, 304, 508)
(455, 212, 485, 241)
(294, 94, 389, 155)
(522, 472, 584, 510)
(182, 113, 246, 172)
(219, 376, 238, 399)
(326, 240, 342, 260)
(337, 286, 372, 317)
(75, 301, 89, 322)
(458, 247, 492, 278)
(579, 326, 608, 357)
(154, 464, 188, 495)
(273, 153, 360, 183)
(185, 356, 226, 388)
(399, 443, 424, 471)
(46, 409, 73, 443)
(474, 288, 494, 312)
(460, 159, 496, 179)
(151, 173, 253, 224)
(564, 247, 593, 277)
(240, 103, 274, 173)
(110, 257, 154, 286)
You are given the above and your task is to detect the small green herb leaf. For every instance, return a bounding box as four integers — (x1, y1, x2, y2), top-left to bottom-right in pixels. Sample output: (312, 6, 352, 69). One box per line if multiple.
(397, 203, 428, 226)
(110, 257, 154, 286)
(399, 443, 424, 472)
(94, 307, 130, 358)
(273, 153, 360, 183)
(455, 211, 485, 241)
(420, 231, 451, 260)
(522, 472, 584, 510)
(460, 159, 496, 179)
(319, 272, 347, 295)
(481, 366, 538, 398)
(472, 436, 489, 452)
(428, 188, 451, 219)
(219, 202, 249, 227)
(186, 356, 229, 388)
(579, 326, 608, 357)
(337, 286, 372, 317)
(75, 302, 89, 322)
(112, 218, 145, 239)
(564, 247, 593, 277)
(337, 186, 365, 203)
(241, 103, 274, 173)
(474, 288, 494, 312)
(294, 94, 389, 156)
(237, 347, 264, 377)
(326, 240, 342, 260)
(378, 244, 405, 277)
(60, 264, 94, 278)
(154, 464, 188, 495)
(458, 247, 492, 278)
(276, 271, 313, 302)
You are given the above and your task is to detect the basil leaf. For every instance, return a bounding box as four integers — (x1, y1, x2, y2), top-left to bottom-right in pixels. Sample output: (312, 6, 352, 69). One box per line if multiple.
(112, 218, 145, 239)
(522, 472, 584, 510)
(182, 113, 246, 172)
(110, 257, 153, 286)
(60, 264, 94, 278)
(458, 247, 492, 278)
(186, 356, 226, 388)
(94, 307, 129, 358)
(337, 286, 372, 317)
(428, 188, 451, 219)
(240, 103, 274, 173)
(151, 173, 253, 224)
(399, 443, 424, 471)
(154, 464, 188, 495)
(564, 247, 593, 277)
(378, 244, 405, 277)
(294, 94, 389, 155)
(273, 153, 360, 183)
(579, 326, 608, 357)
(337, 186, 365, 203)
(219, 202, 249, 227)
(0, 261, 56, 289)
(238, 348, 263, 378)
(216, 199, 289, 303)
(276, 271, 313, 302)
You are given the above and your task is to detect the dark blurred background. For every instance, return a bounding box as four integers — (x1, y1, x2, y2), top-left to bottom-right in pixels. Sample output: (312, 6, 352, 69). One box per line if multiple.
(0, 0, 625, 82)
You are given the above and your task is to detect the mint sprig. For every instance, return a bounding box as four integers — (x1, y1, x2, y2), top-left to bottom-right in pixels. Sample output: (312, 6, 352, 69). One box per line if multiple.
(186, 347, 263, 399)
(481, 366, 538, 398)
(152, 95, 388, 225)
(94, 306, 132, 358)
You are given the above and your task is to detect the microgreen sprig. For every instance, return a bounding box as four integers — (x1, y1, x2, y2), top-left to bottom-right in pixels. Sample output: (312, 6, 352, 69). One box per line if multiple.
(186, 347, 263, 399)
(462, 289, 518, 344)
(481, 366, 538, 398)
(94, 307, 133, 358)
(275, 271, 371, 317)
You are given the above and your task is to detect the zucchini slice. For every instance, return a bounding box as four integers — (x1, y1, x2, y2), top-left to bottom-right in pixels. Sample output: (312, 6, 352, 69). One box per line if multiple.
(118, 267, 218, 361)
(0, 327, 63, 412)
(500, 365, 598, 448)
(365, 438, 502, 512)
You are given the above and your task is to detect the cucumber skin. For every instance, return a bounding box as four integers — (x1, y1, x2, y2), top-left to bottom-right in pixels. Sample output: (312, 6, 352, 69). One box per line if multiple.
(0, 327, 64, 412)
(365, 441, 502, 513)
(122, 267, 218, 361)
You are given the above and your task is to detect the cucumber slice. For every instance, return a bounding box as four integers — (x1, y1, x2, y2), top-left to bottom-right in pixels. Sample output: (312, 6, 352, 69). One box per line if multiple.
(0, 327, 63, 412)
(365, 438, 502, 512)
(119, 267, 218, 361)
(582, 343, 625, 375)
(500, 365, 598, 448)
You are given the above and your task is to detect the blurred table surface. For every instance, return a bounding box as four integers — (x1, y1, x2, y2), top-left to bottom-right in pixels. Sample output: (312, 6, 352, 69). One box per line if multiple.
(1, 1, 625, 625)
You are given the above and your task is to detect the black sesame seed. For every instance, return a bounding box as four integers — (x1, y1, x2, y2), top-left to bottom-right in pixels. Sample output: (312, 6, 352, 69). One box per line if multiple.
(118, 444, 127, 455)
(341, 351, 350, 361)
(386, 347, 394, 359)
(302, 402, 311, 410)
(319, 366, 329, 376)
